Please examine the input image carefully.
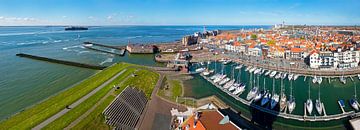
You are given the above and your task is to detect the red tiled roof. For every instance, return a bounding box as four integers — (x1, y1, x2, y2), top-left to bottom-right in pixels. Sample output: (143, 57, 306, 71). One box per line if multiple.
(181, 110, 239, 130)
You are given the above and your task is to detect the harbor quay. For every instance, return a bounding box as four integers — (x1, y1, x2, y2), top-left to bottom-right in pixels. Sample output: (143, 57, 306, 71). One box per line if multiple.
(156, 46, 360, 77)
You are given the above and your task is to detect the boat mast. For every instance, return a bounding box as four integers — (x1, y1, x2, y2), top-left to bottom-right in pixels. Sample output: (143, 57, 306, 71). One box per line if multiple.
(318, 84, 321, 101)
(263, 78, 266, 91)
(257, 74, 259, 88)
(238, 69, 241, 84)
(290, 80, 293, 98)
(355, 82, 357, 99)
(281, 78, 284, 96)
(272, 78, 275, 94)
(232, 66, 235, 80)
(250, 73, 253, 88)
(308, 80, 311, 99)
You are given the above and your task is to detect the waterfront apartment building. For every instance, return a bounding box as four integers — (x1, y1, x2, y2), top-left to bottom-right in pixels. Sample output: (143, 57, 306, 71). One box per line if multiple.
(309, 48, 360, 69)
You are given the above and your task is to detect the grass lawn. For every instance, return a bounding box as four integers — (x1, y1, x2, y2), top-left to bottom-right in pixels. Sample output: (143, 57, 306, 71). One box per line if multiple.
(0, 63, 130, 130)
(170, 80, 183, 100)
(42, 68, 137, 129)
(158, 78, 183, 101)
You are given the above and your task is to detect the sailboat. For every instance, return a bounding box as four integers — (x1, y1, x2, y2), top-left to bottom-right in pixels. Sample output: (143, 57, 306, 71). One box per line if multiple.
(280, 79, 287, 112)
(281, 73, 288, 79)
(261, 78, 273, 106)
(317, 77, 322, 84)
(253, 75, 263, 102)
(214, 64, 226, 83)
(293, 74, 300, 80)
(340, 76, 346, 84)
(269, 71, 277, 78)
(306, 81, 313, 115)
(270, 78, 279, 109)
(315, 84, 323, 115)
(245, 66, 252, 72)
(264, 70, 271, 76)
(350, 83, 359, 111)
(312, 76, 317, 84)
(275, 72, 282, 79)
(247, 73, 258, 101)
(202, 60, 214, 76)
(340, 71, 346, 84)
(210, 61, 219, 80)
(287, 80, 296, 113)
(223, 67, 236, 88)
(235, 64, 243, 69)
(288, 73, 294, 80)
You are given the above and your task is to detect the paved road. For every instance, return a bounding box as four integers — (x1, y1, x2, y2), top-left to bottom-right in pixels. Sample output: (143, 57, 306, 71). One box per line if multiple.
(32, 69, 128, 130)
(137, 74, 186, 130)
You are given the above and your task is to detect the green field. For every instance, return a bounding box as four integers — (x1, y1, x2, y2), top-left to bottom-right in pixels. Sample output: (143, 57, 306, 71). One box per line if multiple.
(0, 63, 131, 130)
(69, 67, 160, 129)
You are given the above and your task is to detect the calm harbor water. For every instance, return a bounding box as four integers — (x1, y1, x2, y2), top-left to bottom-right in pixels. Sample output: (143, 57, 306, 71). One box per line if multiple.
(184, 62, 359, 129)
(0, 26, 266, 120)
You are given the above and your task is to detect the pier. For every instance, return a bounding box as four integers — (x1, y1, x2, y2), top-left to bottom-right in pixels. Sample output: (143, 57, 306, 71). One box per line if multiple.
(84, 42, 126, 56)
(16, 53, 107, 70)
(83, 46, 125, 56)
(200, 74, 357, 122)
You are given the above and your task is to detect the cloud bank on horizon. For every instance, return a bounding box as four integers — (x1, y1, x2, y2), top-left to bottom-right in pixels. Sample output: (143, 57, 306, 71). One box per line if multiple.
(0, 0, 359, 26)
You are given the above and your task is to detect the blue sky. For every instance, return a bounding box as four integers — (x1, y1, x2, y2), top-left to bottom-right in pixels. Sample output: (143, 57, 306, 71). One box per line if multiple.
(0, 0, 359, 25)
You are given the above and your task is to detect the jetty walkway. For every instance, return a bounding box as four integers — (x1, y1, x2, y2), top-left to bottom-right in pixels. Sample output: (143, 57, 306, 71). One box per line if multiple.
(16, 53, 107, 70)
(200, 74, 358, 122)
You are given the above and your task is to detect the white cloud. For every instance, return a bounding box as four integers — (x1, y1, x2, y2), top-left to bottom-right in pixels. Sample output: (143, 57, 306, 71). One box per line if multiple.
(62, 16, 67, 19)
(288, 3, 301, 10)
(88, 16, 94, 19)
(107, 15, 113, 20)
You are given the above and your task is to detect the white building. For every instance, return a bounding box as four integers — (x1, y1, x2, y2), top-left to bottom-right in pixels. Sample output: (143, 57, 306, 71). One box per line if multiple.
(309, 51, 321, 69)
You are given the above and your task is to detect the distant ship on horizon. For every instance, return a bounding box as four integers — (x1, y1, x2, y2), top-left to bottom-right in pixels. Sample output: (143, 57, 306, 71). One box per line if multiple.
(65, 26, 88, 31)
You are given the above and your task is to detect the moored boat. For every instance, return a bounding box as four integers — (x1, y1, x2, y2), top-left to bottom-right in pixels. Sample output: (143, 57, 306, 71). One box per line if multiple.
(219, 77, 230, 85)
(280, 94, 287, 112)
(317, 77, 323, 84)
(223, 79, 235, 89)
(293, 74, 300, 80)
(269, 71, 277, 78)
(264, 70, 271, 76)
(340, 76, 346, 84)
(246, 87, 258, 101)
(288, 73, 294, 80)
(281, 73, 287, 79)
(275, 72, 282, 79)
(195, 67, 206, 73)
(316, 99, 323, 115)
(261, 90, 271, 106)
(287, 97, 296, 114)
(270, 94, 279, 109)
(349, 98, 359, 111)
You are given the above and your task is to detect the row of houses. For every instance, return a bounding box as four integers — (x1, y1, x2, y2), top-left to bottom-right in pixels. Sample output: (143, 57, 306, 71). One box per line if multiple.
(222, 42, 360, 69)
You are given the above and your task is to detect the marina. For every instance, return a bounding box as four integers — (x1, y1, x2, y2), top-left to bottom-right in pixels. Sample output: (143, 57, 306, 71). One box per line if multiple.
(200, 72, 358, 122)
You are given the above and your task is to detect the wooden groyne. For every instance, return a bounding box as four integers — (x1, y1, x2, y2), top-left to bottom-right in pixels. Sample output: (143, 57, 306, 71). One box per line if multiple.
(16, 53, 107, 70)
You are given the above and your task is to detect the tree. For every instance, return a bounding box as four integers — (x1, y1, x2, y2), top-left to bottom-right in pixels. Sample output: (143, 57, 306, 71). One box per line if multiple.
(267, 40, 276, 45)
(251, 34, 257, 40)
